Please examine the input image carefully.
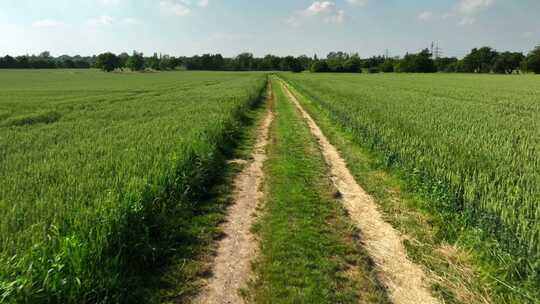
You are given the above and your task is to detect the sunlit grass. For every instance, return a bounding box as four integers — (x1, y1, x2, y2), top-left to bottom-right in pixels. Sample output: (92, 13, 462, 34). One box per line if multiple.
(0, 70, 267, 303)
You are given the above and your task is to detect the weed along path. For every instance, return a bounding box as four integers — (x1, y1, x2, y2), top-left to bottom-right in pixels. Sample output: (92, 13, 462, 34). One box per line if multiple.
(280, 81, 440, 304)
(194, 86, 274, 304)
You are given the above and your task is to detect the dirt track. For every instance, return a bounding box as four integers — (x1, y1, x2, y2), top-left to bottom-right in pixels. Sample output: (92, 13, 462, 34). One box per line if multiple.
(193, 89, 274, 304)
(281, 81, 440, 304)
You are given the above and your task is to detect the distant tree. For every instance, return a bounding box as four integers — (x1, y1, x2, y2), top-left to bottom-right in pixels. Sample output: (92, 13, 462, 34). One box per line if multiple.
(126, 51, 145, 71)
(397, 49, 436, 73)
(73, 60, 91, 69)
(158, 55, 171, 71)
(30, 57, 57, 69)
(279, 56, 301, 72)
(96, 52, 120, 72)
(415, 49, 437, 72)
(118, 52, 130, 69)
(200, 54, 213, 70)
(260, 55, 278, 70)
(297, 55, 311, 71)
(185, 54, 225, 70)
(63, 59, 75, 69)
(326, 52, 348, 72)
(462, 47, 498, 73)
(493, 52, 525, 74)
(363, 56, 385, 69)
(524, 46, 540, 74)
(343, 56, 362, 73)
(444, 61, 464, 73)
(310, 60, 329, 72)
(380, 60, 395, 72)
(16, 56, 30, 69)
(147, 53, 161, 70)
(434, 57, 458, 72)
(39, 51, 52, 59)
(235, 53, 254, 71)
(0, 55, 17, 68)
(168, 57, 182, 70)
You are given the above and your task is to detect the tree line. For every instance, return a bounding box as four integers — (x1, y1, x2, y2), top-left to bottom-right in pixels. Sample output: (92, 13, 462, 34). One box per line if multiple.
(0, 52, 93, 69)
(93, 52, 309, 72)
(1, 45, 539, 74)
(311, 45, 540, 74)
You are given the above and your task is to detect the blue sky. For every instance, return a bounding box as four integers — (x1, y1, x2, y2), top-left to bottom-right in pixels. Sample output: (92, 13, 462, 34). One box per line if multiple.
(0, 0, 539, 58)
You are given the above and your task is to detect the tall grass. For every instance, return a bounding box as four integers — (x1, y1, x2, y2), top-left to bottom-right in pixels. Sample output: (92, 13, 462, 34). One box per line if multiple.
(281, 72, 540, 299)
(0, 70, 267, 303)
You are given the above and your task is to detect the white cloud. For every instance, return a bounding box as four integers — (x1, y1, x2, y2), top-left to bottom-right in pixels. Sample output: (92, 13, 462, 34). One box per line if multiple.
(304, 1, 336, 16)
(289, 1, 346, 25)
(87, 15, 115, 26)
(458, 0, 494, 14)
(440, 0, 495, 26)
(32, 19, 64, 28)
(159, 0, 209, 17)
(161, 0, 191, 16)
(198, 0, 209, 8)
(345, 0, 369, 6)
(417, 11, 434, 21)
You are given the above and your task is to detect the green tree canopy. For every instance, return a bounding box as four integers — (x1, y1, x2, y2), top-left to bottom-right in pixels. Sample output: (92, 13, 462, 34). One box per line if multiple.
(126, 51, 145, 71)
(525, 46, 540, 74)
(95, 52, 120, 72)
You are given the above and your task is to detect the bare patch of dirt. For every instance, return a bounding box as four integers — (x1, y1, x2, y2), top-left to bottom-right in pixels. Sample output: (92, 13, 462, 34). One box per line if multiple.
(281, 81, 440, 304)
(193, 88, 274, 304)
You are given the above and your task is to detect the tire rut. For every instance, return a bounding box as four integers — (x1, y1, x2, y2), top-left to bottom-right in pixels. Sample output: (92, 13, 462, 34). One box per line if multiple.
(280, 81, 440, 304)
(193, 86, 274, 304)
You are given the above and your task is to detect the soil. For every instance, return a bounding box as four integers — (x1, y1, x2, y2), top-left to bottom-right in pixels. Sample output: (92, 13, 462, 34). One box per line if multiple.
(281, 81, 440, 304)
(193, 89, 274, 304)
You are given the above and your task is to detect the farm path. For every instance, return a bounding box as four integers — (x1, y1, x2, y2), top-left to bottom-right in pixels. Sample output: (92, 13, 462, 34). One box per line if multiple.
(280, 80, 440, 304)
(193, 86, 274, 304)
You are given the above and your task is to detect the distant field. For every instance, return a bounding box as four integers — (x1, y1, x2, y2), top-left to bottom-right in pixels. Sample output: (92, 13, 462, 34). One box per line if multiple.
(281, 73, 540, 296)
(0, 70, 266, 303)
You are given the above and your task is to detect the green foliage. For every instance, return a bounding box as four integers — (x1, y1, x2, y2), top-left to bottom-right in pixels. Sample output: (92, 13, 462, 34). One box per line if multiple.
(310, 60, 329, 73)
(146, 53, 161, 70)
(493, 52, 525, 74)
(380, 60, 395, 72)
(396, 49, 436, 73)
(281, 72, 540, 300)
(279, 56, 303, 73)
(343, 56, 362, 73)
(434, 57, 458, 72)
(0, 70, 267, 303)
(126, 51, 145, 71)
(524, 46, 540, 74)
(462, 47, 498, 73)
(311, 52, 362, 73)
(95, 52, 120, 72)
